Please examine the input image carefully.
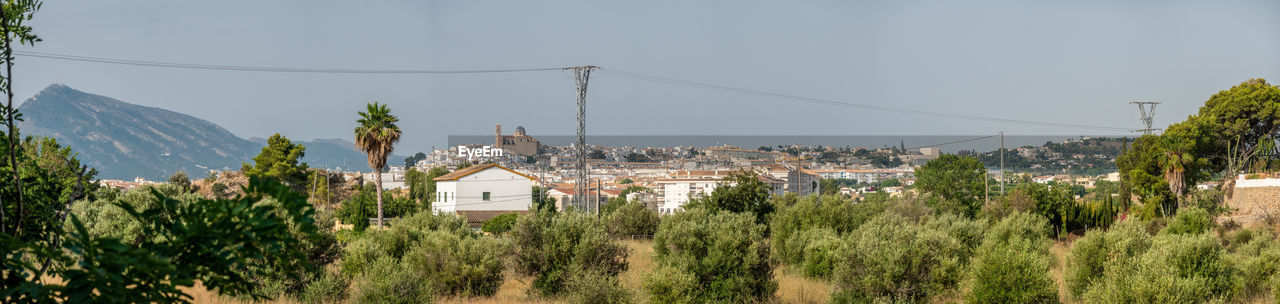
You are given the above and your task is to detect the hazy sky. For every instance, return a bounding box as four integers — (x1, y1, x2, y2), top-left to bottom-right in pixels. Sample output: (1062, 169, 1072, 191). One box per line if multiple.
(14, 0, 1280, 153)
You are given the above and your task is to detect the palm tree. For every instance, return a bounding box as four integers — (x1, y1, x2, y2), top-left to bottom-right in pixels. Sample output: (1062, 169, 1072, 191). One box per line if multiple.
(1156, 135, 1193, 207)
(354, 102, 401, 228)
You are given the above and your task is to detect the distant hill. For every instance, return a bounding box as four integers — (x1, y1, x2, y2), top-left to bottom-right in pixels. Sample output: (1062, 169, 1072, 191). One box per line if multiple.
(18, 84, 404, 180)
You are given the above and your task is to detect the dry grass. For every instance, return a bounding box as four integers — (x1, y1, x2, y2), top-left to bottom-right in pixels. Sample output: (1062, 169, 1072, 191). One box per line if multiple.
(774, 266, 833, 304)
(1050, 239, 1074, 304)
(436, 273, 564, 304)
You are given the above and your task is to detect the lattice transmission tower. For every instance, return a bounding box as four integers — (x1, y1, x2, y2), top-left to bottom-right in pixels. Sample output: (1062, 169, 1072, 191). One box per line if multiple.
(1130, 101, 1161, 134)
(567, 66, 598, 212)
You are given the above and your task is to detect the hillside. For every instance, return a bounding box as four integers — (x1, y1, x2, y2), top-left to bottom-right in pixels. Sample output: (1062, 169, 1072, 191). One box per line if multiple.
(18, 84, 402, 180)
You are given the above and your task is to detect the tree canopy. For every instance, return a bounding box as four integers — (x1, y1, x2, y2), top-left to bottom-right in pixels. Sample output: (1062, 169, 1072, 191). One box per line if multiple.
(242, 133, 309, 187)
(915, 154, 986, 217)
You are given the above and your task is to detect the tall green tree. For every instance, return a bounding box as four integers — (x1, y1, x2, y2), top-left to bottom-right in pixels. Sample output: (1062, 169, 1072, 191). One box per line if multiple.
(242, 133, 309, 187)
(686, 171, 774, 224)
(424, 166, 448, 202)
(354, 102, 401, 228)
(915, 154, 986, 217)
(404, 168, 427, 206)
(0, 0, 42, 239)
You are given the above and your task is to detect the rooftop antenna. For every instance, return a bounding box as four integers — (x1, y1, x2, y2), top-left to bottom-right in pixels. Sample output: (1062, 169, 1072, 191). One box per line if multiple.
(1130, 102, 1162, 135)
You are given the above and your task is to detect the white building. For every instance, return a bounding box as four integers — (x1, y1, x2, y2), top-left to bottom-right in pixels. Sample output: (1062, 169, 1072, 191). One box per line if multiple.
(654, 173, 785, 215)
(432, 164, 535, 214)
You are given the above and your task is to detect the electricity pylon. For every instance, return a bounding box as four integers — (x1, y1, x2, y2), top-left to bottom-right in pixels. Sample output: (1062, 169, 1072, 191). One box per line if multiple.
(1130, 101, 1161, 134)
(567, 66, 598, 212)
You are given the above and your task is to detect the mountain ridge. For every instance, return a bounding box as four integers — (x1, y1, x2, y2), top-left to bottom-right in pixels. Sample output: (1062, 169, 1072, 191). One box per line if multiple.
(17, 84, 404, 180)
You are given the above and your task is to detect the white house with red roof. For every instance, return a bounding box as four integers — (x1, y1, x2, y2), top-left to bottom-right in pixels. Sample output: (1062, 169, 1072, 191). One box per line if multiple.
(431, 164, 536, 215)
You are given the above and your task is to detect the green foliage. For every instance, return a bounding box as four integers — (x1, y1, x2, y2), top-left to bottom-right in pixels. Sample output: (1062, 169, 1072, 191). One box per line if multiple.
(1227, 228, 1280, 297)
(242, 133, 310, 187)
(647, 208, 776, 303)
(771, 194, 883, 265)
(965, 212, 1058, 304)
(481, 212, 518, 235)
(67, 183, 196, 243)
(604, 200, 659, 237)
(336, 183, 420, 231)
(355, 102, 402, 228)
(339, 212, 469, 277)
(167, 171, 191, 191)
(402, 231, 507, 296)
(1065, 219, 1151, 298)
(405, 168, 427, 205)
(20, 177, 327, 303)
(1080, 232, 1240, 303)
(424, 166, 448, 201)
(830, 214, 964, 303)
(914, 154, 986, 217)
(404, 151, 427, 169)
(924, 213, 988, 260)
(566, 270, 634, 304)
(685, 170, 775, 225)
(299, 271, 349, 304)
(798, 228, 843, 278)
(965, 238, 1058, 304)
(1161, 206, 1212, 235)
(340, 212, 501, 300)
(511, 211, 628, 295)
(643, 265, 699, 304)
(532, 186, 558, 213)
(352, 257, 433, 304)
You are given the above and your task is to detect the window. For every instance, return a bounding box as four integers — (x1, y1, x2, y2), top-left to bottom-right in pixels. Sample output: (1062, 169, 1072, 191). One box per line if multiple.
(482, 192, 491, 201)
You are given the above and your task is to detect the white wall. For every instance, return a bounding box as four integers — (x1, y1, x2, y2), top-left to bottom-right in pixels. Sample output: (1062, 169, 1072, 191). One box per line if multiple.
(434, 180, 458, 213)
(658, 180, 718, 214)
(433, 167, 533, 213)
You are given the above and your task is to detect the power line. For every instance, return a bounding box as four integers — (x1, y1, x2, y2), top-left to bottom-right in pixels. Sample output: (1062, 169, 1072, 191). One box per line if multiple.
(14, 51, 567, 74)
(18, 51, 1132, 132)
(904, 135, 999, 151)
(597, 68, 1130, 132)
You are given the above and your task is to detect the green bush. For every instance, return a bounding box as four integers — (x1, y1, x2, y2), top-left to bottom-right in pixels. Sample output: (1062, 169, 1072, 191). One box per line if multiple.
(299, 271, 349, 303)
(964, 212, 1058, 304)
(646, 208, 776, 303)
(511, 211, 628, 295)
(1080, 232, 1240, 303)
(1229, 228, 1280, 297)
(800, 229, 843, 278)
(642, 265, 698, 304)
(965, 240, 1058, 304)
(924, 213, 988, 260)
(771, 194, 884, 265)
(336, 183, 422, 231)
(352, 257, 433, 304)
(67, 184, 198, 243)
(340, 229, 413, 277)
(401, 231, 507, 297)
(565, 270, 634, 304)
(1065, 218, 1151, 298)
(604, 200, 660, 237)
(1161, 206, 1212, 235)
(340, 212, 473, 277)
(982, 212, 1051, 252)
(830, 213, 964, 303)
(480, 212, 519, 235)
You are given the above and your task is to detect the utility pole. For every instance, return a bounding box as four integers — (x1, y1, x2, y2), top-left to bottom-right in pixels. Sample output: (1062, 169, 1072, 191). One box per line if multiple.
(999, 131, 1005, 195)
(567, 66, 598, 211)
(984, 170, 990, 206)
(1130, 102, 1162, 135)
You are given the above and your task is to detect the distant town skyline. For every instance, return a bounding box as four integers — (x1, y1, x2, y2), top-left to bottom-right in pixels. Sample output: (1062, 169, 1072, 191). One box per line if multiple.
(14, 0, 1280, 153)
